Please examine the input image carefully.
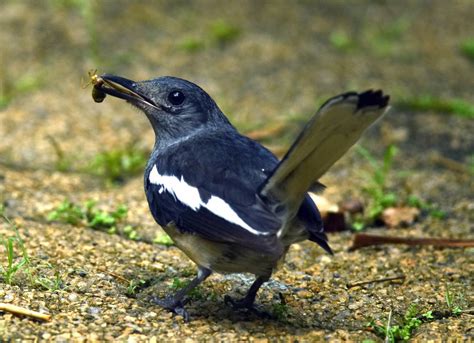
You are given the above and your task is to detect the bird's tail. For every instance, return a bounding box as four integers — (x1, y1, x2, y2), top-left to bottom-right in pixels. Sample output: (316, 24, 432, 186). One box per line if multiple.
(259, 90, 390, 218)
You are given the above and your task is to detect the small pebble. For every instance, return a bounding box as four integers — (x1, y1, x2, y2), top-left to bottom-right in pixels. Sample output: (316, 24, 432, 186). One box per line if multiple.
(88, 307, 101, 315)
(297, 290, 313, 299)
(348, 303, 360, 310)
(320, 256, 332, 264)
(4, 294, 14, 303)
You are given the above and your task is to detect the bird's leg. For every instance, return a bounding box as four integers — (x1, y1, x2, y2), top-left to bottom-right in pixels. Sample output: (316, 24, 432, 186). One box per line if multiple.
(152, 267, 211, 321)
(224, 275, 271, 317)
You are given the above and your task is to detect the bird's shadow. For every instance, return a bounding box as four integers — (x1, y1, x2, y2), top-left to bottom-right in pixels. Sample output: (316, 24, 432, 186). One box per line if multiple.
(134, 278, 348, 334)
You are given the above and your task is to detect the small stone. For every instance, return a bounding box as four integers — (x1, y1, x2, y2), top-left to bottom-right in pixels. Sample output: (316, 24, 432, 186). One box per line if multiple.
(88, 307, 101, 315)
(76, 281, 88, 290)
(4, 294, 14, 303)
(382, 207, 420, 228)
(320, 255, 332, 264)
(152, 262, 164, 271)
(68, 293, 78, 302)
(348, 303, 359, 310)
(292, 244, 302, 251)
(297, 290, 313, 299)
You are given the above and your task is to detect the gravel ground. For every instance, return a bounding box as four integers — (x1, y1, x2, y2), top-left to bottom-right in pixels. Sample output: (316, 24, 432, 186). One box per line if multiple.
(1, 1, 473, 341)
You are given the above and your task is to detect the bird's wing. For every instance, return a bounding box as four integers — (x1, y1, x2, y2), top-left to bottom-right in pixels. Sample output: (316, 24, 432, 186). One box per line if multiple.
(145, 133, 283, 255)
(260, 90, 390, 216)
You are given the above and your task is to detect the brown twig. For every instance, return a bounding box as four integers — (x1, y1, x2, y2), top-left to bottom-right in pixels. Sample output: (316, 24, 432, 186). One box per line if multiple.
(430, 153, 470, 175)
(347, 275, 406, 289)
(98, 268, 130, 284)
(0, 303, 51, 322)
(461, 308, 474, 315)
(349, 234, 474, 251)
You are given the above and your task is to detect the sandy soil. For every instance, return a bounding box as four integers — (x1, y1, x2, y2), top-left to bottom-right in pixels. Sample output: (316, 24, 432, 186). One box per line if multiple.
(0, 1, 473, 341)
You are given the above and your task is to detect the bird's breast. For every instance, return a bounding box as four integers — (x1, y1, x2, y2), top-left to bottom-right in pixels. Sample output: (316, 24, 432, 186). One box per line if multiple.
(162, 223, 280, 275)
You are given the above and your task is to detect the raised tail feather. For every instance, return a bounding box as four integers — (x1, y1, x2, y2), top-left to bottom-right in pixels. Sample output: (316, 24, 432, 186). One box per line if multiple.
(260, 90, 390, 218)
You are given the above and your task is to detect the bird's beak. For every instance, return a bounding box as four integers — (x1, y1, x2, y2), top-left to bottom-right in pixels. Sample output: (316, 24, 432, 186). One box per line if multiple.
(94, 74, 159, 109)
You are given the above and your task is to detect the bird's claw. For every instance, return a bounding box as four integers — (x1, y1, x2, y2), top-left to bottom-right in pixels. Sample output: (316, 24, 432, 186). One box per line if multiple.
(151, 296, 190, 322)
(224, 295, 272, 319)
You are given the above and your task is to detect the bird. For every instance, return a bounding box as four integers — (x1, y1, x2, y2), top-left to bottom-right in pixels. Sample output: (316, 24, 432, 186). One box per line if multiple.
(91, 73, 389, 321)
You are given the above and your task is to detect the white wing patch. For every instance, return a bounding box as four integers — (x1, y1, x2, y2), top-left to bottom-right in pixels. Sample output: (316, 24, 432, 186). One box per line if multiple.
(149, 165, 266, 236)
(149, 165, 201, 210)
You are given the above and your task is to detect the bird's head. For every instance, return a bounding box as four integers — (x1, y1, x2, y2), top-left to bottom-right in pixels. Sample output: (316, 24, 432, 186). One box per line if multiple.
(93, 74, 231, 143)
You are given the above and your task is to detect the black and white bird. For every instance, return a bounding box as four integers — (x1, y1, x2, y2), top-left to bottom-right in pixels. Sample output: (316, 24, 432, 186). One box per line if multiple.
(92, 74, 389, 320)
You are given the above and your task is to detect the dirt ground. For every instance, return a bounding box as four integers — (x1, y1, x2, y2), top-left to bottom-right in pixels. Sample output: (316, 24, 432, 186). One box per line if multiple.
(1, 1, 473, 341)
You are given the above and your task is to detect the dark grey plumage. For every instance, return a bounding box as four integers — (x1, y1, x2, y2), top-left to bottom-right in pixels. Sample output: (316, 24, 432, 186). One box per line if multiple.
(93, 74, 389, 320)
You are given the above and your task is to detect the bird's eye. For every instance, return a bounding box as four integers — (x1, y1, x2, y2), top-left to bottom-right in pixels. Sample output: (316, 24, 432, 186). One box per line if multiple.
(167, 91, 185, 106)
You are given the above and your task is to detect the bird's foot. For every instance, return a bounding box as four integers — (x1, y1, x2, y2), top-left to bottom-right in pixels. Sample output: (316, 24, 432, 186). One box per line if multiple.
(151, 296, 190, 322)
(224, 295, 272, 319)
